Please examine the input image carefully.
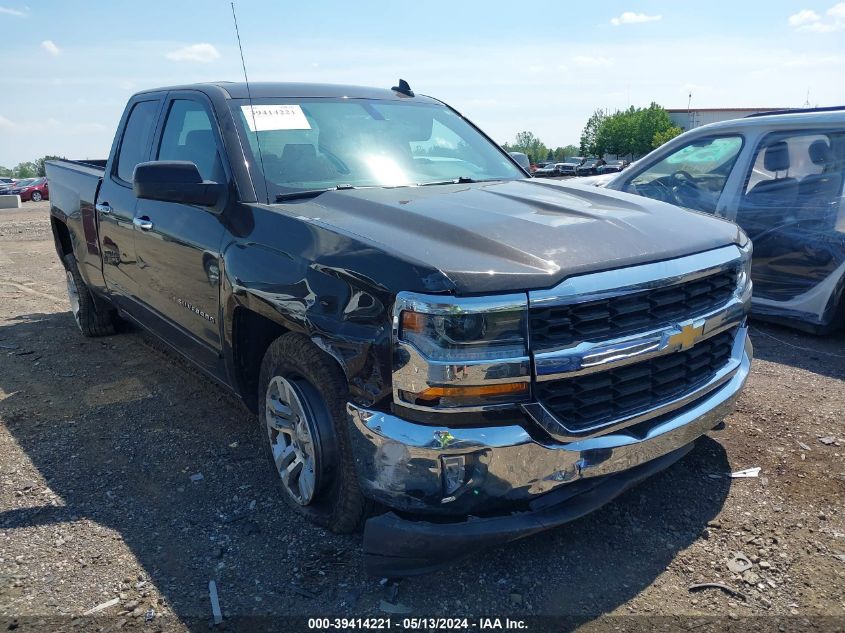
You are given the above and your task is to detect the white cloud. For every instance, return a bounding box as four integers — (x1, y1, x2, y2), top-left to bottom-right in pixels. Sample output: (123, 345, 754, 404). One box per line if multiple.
(789, 4, 845, 31)
(2, 33, 845, 165)
(0, 114, 14, 129)
(0, 6, 27, 16)
(610, 12, 661, 26)
(41, 40, 60, 55)
(572, 55, 612, 67)
(165, 43, 220, 63)
(788, 8, 820, 25)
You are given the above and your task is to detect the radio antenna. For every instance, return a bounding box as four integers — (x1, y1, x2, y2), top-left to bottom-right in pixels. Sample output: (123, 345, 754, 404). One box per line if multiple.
(230, 2, 267, 197)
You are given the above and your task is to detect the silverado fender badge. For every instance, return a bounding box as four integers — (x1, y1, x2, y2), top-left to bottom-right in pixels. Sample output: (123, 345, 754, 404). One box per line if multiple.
(175, 297, 216, 323)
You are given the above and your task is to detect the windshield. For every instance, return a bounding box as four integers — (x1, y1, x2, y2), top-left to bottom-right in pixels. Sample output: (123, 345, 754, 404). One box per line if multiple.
(230, 98, 524, 200)
(15, 179, 34, 187)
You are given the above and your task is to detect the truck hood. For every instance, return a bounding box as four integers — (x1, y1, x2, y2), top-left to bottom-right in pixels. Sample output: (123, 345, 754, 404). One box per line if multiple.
(291, 179, 743, 294)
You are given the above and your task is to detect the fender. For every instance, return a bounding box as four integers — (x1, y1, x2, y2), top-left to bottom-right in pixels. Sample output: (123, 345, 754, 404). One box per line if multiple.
(220, 204, 454, 409)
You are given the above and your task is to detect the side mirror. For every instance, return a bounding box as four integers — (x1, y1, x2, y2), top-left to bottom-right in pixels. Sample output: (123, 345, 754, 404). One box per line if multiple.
(133, 161, 223, 207)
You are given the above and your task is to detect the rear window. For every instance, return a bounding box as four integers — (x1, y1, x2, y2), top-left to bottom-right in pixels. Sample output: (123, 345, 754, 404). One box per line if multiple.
(116, 100, 159, 183)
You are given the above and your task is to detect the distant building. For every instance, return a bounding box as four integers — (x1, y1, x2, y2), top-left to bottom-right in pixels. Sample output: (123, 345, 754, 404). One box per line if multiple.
(667, 108, 784, 132)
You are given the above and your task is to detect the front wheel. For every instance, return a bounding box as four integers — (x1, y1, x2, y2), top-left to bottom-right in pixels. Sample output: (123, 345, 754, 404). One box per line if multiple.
(258, 333, 369, 532)
(30, 191, 42, 202)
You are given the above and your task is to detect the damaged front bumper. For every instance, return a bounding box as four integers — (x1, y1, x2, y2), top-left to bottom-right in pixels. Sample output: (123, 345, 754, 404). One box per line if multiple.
(347, 333, 752, 576)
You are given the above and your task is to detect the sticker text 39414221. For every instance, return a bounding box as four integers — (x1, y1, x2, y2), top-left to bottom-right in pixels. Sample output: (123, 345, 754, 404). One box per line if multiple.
(241, 104, 311, 132)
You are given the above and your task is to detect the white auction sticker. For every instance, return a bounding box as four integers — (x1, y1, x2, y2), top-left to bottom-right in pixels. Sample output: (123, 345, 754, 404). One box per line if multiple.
(241, 104, 311, 132)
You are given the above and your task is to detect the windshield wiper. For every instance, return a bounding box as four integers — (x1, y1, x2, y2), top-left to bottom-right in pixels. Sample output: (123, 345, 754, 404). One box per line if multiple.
(418, 177, 502, 186)
(275, 184, 356, 202)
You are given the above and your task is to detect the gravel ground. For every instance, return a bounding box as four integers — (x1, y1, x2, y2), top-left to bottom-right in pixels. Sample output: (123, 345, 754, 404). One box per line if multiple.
(0, 201, 843, 632)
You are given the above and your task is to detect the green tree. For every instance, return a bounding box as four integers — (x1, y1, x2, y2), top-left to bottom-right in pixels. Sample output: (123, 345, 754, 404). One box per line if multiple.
(579, 109, 606, 156)
(597, 108, 636, 158)
(0, 166, 12, 177)
(504, 131, 549, 164)
(13, 162, 37, 178)
(652, 126, 683, 148)
(35, 155, 65, 177)
(586, 103, 679, 159)
(552, 144, 580, 161)
(634, 103, 678, 154)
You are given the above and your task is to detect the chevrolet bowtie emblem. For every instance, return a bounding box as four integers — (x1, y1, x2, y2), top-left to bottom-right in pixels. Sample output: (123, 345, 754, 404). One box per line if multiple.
(668, 323, 704, 351)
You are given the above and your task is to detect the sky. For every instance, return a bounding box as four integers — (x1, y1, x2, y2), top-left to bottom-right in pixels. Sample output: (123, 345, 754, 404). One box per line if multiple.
(1, 1, 844, 166)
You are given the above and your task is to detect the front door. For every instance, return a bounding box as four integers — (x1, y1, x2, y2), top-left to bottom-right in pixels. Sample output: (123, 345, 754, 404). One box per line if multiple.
(732, 130, 845, 304)
(131, 94, 229, 377)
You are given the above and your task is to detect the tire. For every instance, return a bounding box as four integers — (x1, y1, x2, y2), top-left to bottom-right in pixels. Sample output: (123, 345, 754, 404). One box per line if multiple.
(31, 191, 42, 202)
(63, 254, 119, 337)
(258, 332, 368, 533)
(817, 294, 845, 335)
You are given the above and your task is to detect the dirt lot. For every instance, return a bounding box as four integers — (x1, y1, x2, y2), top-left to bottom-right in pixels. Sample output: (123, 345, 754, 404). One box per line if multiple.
(0, 201, 843, 632)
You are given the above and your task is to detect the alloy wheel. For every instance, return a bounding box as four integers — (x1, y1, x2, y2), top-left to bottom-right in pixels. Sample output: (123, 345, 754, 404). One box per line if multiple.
(264, 376, 321, 505)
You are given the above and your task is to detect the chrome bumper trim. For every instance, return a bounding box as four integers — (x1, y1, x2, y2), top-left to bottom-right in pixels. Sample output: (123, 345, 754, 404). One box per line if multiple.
(347, 332, 751, 514)
(529, 244, 745, 308)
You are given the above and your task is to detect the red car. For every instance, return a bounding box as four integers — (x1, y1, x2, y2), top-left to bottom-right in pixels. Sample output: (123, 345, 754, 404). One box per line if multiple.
(10, 177, 49, 202)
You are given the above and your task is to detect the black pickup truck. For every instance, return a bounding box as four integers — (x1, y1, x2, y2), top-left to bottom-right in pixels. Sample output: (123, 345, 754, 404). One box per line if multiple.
(46, 81, 753, 576)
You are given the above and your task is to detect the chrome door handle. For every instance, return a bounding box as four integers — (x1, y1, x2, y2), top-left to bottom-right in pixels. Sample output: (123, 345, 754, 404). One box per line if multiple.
(133, 217, 154, 231)
(95, 202, 112, 214)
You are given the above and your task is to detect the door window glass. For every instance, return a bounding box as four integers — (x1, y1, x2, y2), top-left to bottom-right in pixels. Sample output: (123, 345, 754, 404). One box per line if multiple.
(739, 131, 845, 234)
(158, 100, 225, 182)
(116, 100, 159, 183)
(623, 136, 743, 213)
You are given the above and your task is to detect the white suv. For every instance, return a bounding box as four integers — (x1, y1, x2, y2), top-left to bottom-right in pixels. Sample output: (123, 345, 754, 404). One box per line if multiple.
(597, 108, 845, 333)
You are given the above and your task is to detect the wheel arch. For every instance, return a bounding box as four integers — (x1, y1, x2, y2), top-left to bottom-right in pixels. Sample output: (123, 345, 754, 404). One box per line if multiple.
(51, 216, 73, 260)
(223, 279, 393, 413)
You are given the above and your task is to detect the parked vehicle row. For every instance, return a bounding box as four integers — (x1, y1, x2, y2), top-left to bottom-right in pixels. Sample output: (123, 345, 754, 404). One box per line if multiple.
(528, 157, 629, 177)
(0, 177, 50, 201)
(598, 159, 627, 174)
(47, 80, 751, 577)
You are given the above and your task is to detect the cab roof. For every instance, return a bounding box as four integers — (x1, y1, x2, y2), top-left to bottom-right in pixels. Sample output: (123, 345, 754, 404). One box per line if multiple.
(691, 107, 845, 134)
(134, 81, 441, 103)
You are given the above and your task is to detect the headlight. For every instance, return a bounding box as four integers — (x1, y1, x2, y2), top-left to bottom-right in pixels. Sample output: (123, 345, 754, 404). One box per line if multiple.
(400, 310, 526, 361)
(736, 232, 753, 295)
(392, 292, 530, 411)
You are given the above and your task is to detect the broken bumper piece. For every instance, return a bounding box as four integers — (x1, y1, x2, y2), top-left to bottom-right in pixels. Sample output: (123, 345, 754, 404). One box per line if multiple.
(362, 443, 691, 577)
(348, 333, 751, 576)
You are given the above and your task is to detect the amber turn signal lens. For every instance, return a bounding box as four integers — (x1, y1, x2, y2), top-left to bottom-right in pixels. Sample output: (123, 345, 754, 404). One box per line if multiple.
(416, 382, 528, 399)
(400, 310, 426, 333)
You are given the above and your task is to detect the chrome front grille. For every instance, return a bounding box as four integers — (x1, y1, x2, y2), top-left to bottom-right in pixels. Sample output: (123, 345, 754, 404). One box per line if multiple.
(523, 244, 752, 442)
(535, 328, 736, 432)
(529, 269, 738, 349)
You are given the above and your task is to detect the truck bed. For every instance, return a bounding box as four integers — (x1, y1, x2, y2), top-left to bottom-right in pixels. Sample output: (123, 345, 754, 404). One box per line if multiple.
(45, 159, 105, 220)
(45, 159, 107, 285)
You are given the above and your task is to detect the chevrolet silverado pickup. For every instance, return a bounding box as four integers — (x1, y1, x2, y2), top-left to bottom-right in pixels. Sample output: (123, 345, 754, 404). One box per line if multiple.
(46, 81, 753, 576)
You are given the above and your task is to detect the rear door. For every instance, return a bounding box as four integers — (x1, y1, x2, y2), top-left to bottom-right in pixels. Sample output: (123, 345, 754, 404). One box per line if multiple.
(131, 92, 229, 377)
(97, 96, 163, 309)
